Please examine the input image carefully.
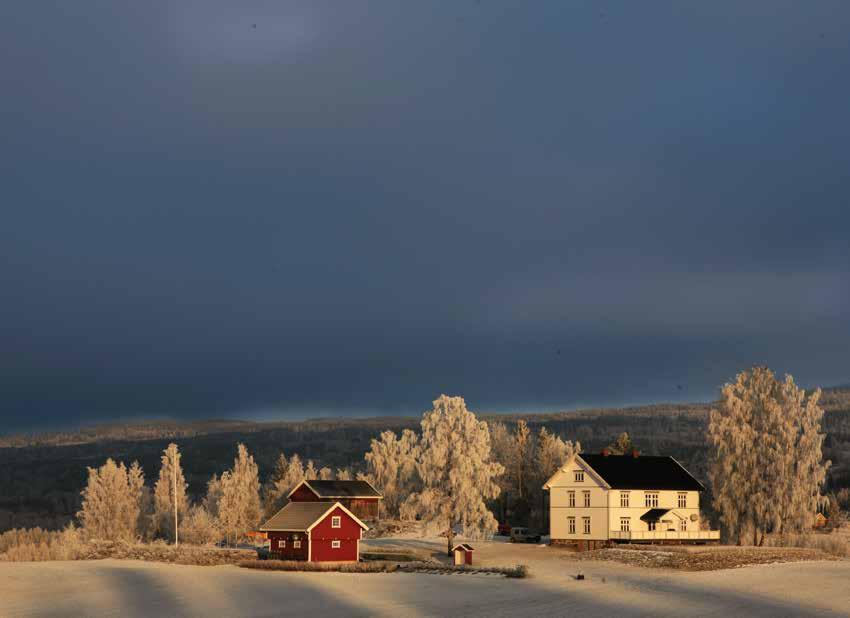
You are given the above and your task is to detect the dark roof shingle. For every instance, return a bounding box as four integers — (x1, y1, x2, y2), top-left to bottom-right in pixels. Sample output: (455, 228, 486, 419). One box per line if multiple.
(579, 454, 705, 491)
(303, 480, 381, 498)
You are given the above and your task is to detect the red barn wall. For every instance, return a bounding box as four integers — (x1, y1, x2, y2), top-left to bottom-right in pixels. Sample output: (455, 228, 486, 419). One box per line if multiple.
(267, 532, 309, 561)
(289, 485, 320, 502)
(310, 505, 363, 562)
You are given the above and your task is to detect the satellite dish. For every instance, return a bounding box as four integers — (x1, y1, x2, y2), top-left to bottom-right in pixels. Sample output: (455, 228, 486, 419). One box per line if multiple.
(690, 514, 698, 522)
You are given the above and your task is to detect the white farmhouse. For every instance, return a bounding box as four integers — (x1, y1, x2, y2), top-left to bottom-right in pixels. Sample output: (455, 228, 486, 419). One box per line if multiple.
(543, 452, 720, 549)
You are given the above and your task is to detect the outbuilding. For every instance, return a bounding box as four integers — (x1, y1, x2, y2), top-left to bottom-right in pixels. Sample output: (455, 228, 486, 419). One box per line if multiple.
(451, 543, 474, 566)
(287, 479, 383, 520)
(259, 501, 369, 562)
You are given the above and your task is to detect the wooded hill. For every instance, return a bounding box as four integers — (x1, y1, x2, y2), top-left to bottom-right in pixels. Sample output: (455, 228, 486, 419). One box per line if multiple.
(2, 388, 848, 532)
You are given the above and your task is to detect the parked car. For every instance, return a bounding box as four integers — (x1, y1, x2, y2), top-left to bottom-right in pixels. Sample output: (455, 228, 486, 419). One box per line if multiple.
(509, 527, 541, 543)
(497, 522, 512, 536)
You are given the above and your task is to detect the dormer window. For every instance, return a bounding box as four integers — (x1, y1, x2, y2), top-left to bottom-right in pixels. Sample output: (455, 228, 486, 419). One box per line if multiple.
(574, 470, 584, 483)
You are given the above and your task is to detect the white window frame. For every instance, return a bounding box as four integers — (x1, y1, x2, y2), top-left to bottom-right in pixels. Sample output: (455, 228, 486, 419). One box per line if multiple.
(620, 491, 630, 508)
(293, 540, 301, 549)
(568, 517, 576, 534)
(678, 493, 687, 508)
(331, 540, 341, 549)
(648, 521, 657, 531)
(680, 519, 687, 531)
(278, 539, 285, 549)
(574, 470, 584, 483)
(620, 518, 630, 532)
(331, 516, 341, 529)
(582, 517, 591, 535)
(645, 492, 659, 508)
(583, 490, 591, 507)
(568, 490, 575, 507)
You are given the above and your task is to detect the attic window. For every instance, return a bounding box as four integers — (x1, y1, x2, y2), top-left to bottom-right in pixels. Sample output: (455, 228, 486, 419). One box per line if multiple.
(332, 516, 341, 529)
(574, 470, 584, 482)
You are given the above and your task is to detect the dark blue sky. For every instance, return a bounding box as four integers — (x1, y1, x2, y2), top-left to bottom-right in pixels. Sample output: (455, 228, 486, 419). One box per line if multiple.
(2, 1, 849, 431)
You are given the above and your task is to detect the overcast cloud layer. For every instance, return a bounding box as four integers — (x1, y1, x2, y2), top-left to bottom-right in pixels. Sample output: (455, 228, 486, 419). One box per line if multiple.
(2, 1, 849, 431)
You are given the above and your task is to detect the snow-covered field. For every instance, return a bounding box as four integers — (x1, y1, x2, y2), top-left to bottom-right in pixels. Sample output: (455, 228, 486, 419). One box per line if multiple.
(3, 538, 849, 617)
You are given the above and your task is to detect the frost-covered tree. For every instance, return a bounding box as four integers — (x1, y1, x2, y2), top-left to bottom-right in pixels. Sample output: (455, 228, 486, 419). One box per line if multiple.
(179, 505, 220, 545)
(401, 395, 504, 555)
(204, 474, 224, 519)
(261, 453, 305, 518)
(364, 429, 420, 517)
(217, 444, 261, 545)
(535, 428, 579, 487)
(318, 467, 334, 480)
(708, 367, 830, 545)
(335, 467, 353, 480)
(513, 420, 533, 500)
(303, 460, 318, 481)
(153, 443, 188, 544)
(607, 432, 634, 455)
(78, 459, 145, 541)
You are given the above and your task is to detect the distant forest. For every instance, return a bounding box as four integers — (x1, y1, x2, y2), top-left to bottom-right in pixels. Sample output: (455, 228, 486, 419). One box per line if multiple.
(2, 388, 849, 532)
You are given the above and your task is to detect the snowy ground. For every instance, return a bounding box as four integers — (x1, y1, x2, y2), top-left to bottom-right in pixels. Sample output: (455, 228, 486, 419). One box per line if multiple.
(3, 538, 850, 617)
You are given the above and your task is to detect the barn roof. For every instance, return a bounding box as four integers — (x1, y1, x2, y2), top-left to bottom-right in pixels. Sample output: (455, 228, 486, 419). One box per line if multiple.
(289, 479, 382, 499)
(578, 454, 705, 491)
(259, 501, 369, 532)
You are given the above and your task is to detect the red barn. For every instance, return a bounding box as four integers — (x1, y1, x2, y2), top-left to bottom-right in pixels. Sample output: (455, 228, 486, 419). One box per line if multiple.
(259, 501, 368, 562)
(287, 479, 382, 520)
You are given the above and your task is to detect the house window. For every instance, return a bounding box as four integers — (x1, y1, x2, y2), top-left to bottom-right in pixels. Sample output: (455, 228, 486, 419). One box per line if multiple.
(582, 517, 591, 534)
(620, 518, 630, 532)
(568, 491, 575, 507)
(574, 470, 584, 482)
(331, 516, 341, 529)
(331, 540, 341, 548)
(648, 521, 657, 531)
(678, 493, 687, 508)
(620, 492, 630, 508)
(583, 491, 591, 507)
(568, 517, 576, 534)
(277, 540, 285, 549)
(645, 492, 659, 508)
(293, 540, 301, 549)
(680, 519, 687, 531)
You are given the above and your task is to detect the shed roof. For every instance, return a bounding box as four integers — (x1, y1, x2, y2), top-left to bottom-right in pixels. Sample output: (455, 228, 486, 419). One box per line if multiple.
(259, 501, 369, 532)
(288, 479, 382, 499)
(579, 454, 705, 491)
(452, 543, 474, 552)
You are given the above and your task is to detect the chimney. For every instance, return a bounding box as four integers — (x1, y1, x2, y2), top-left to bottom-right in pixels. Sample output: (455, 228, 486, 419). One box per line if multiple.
(631, 448, 639, 458)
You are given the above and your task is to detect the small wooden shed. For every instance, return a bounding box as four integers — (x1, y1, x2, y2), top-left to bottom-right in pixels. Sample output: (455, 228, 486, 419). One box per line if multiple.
(452, 543, 474, 566)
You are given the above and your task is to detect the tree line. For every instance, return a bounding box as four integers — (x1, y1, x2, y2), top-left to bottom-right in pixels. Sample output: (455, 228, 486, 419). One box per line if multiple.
(72, 367, 836, 549)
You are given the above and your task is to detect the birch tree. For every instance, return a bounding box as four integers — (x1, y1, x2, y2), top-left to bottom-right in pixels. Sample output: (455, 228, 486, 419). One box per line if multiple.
(153, 443, 188, 543)
(708, 367, 829, 545)
(217, 444, 261, 545)
(78, 459, 145, 541)
(535, 428, 579, 487)
(401, 395, 504, 555)
(364, 429, 420, 517)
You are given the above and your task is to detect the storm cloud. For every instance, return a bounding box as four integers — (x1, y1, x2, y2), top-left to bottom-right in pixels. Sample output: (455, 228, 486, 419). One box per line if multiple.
(2, 1, 849, 431)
